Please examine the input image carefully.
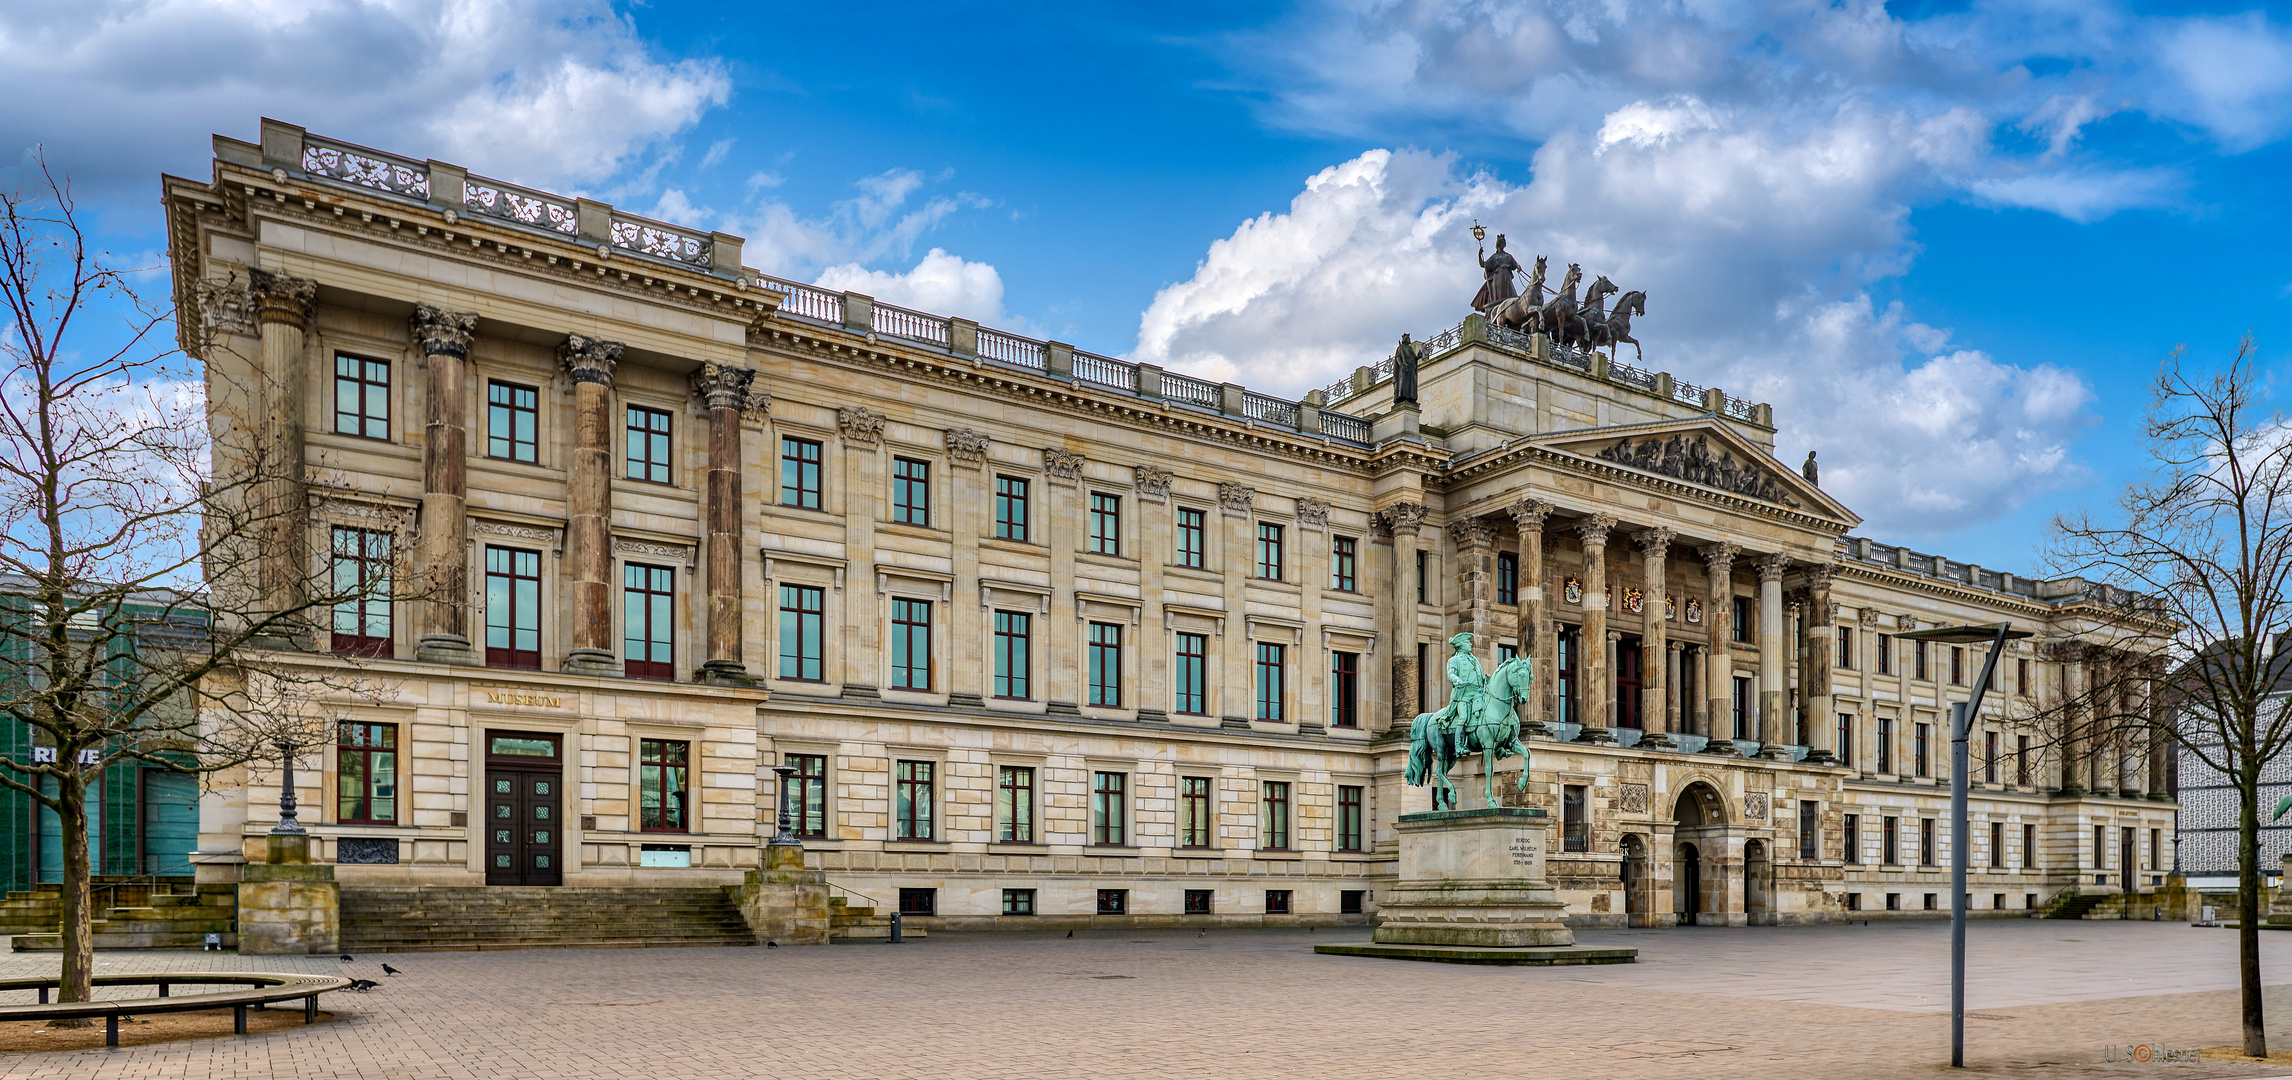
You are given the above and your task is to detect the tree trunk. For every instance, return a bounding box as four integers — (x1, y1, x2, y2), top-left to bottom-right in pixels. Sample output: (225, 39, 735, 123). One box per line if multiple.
(2240, 759, 2267, 1058)
(58, 776, 95, 1016)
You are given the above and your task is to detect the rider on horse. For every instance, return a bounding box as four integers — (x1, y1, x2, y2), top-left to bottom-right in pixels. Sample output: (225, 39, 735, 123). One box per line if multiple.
(1430, 631, 1485, 748)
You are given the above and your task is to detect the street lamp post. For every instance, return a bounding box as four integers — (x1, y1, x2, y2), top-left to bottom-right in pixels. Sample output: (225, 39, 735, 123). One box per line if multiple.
(271, 738, 305, 835)
(1898, 622, 2031, 1069)
(770, 763, 801, 846)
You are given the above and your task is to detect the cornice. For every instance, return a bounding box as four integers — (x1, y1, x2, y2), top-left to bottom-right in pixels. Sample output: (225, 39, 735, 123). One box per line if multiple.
(1446, 442, 1852, 538)
(750, 323, 1448, 476)
(1829, 561, 2173, 636)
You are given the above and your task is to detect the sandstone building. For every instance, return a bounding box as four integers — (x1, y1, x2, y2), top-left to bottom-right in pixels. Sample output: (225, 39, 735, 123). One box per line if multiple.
(160, 120, 2175, 934)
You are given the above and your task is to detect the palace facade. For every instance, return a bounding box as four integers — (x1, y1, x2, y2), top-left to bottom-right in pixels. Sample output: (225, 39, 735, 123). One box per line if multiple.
(162, 120, 2175, 932)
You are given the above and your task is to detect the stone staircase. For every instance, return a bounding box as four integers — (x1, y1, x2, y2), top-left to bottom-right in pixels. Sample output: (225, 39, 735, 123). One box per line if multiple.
(2040, 890, 2111, 920)
(339, 886, 759, 953)
(10, 881, 237, 951)
(828, 894, 926, 942)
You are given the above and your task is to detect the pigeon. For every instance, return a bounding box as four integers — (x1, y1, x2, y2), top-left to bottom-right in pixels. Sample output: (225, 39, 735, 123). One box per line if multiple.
(1066, 930, 1074, 939)
(347, 979, 380, 992)
(766, 940, 778, 948)
(381, 964, 402, 976)
(1197, 930, 1206, 938)
(339, 954, 354, 962)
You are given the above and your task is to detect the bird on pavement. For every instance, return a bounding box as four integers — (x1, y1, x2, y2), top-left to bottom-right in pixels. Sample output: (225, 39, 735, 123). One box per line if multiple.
(766, 941, 778, 948)
(1197, 930, 1206, 938)
(1066, 930, 1074, 938)
(339, 954, 354, 962)
(347, 979, 379, 992)
(381, 964, 402, 975)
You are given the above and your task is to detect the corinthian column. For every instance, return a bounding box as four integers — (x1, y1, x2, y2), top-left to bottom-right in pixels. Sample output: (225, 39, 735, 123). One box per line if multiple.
(412, 304, 480, 665)
(1803, 563, 1838, 764)
(1574, 514, 1617, 744)
(1452, 517, 1497, 666)
(1382, 503, 1429, 724)
(251, 270, 316, 644)
(1757, 553, 1792, 759)
(1509, 498, 1553, 735)
(2145, 665, 2171, 800)
(1636, 527, 1675, 748)
(694, 362, 757, 686)
(559, 335, 623, 676)
(1700, 543, 1741, 755)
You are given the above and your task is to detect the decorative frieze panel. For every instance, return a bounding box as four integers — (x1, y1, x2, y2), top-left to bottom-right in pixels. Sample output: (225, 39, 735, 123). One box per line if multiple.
(1294, 497, 1331, 531)
(1217, 482, 1256, 517)
(837, 406, 885, 447)
(1595, 433, 1803, 508)
(613, 537, 694, 564)
(1043, 447, 1085, 483)
(194, 275, 255, 337)
(944, 427, 990, 465)
(1133, 465, 1173, 502)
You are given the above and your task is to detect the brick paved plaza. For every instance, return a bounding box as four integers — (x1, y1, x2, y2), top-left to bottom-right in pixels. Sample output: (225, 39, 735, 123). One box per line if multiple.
(9, 922, 2292, 1079)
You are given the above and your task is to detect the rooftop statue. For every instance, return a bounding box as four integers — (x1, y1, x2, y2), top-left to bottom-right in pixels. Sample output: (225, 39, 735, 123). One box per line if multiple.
(1471, 235, 1522, 313)
(1405, 632, 1533, 811)
(1393, 333, 1420, 405)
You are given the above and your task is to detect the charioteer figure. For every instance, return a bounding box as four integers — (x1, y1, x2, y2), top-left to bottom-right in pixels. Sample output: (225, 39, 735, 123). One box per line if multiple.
(1472, 234, 1521, 313)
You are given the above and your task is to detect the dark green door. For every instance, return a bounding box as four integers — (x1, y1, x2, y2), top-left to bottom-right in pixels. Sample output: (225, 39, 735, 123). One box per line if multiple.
(484, 768, 561, 886)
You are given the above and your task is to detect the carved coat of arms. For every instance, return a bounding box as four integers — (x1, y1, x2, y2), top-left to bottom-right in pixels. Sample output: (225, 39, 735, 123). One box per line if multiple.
(1623, 587, 1644, 614)
(1686, 598, 1703, 624)
(1664, 594, 1677, 621)
(1564, 576, 1582, 605)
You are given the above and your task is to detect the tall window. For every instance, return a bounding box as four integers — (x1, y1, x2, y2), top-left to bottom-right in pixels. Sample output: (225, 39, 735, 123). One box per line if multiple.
(1255, 643, 1286, 722)
(1882, 816, 1899, 864)
(780, 436, 822, 508)
(333, 354, 390, 439)
(1836, 713, 1854, 769)
(1337, 785, 1364, 852)
(1416, 550, 1429, 604)
(1331, 536, 1358, 591)
(483, 546, 541, 669)
(1260, 781, 1291, 850)
(1990, 821, 2005, 868)
(1174, 632, 1208, 714)
(330, 526, 393, 657)
(1799, 800, 1818, 860)
(1877, 716, 1896, 773)
(997, 766, 1034, 843)
(1090, 493, 1122, 555)
(639, 739, 689, 832)
(1950, 645, 1966, 685)
(622, 563, 675, 681)
(1088, 622, 1123, 707)
(486, 381, 538, 462)
(1837, 626, 1855, 669)
(1732, 676, 1753, 740)
(1497, 551, 1518, 605)
(1330, 651, 1360, 728)
(993, 611, 1031, 699)
(1256, 523, 1284, 580)
(1877, 633, 1893, 675)
(2024, 822, 2037, 869)
(1920, 819, 1937, 866)
(1181, 777, 1213, 848)
(1984, 731, 2000, 784)
(625, 404, 672, 483)
(336, 722, 397, 825)
(1914, 722, 1931, 778)
(2016, 734, 2032, 786)
(892, 457, 931, 526)
(1843, 814, 1861, 864)
(1913, 639, 1930, 681)
(994, 476, 1029, 541)
(1091, 772, 1127, 845)
(891, 599, 933, 691)
(1554, 629, 1578, 726)
(895, 760, 935, 840)
(783, 753, 826, 838)
(1175, 507, 1205, 568)
(2017, 657, 2032, 697)
(1732, 596, 1752, 643)
(1563, 784, 1588, 852)
(778, 585, 825, 681)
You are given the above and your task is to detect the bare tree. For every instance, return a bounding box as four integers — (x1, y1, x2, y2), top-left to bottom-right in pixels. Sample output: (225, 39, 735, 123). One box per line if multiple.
(2049, 338, 2292, 1059)
(0, 157, 406, 1011)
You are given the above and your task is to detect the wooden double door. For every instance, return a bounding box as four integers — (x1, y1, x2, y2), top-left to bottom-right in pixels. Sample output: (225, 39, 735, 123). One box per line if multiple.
(484, 732, 563, 886)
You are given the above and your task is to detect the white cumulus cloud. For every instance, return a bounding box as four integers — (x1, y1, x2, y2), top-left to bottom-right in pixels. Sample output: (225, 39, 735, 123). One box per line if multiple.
(816, 249, 1013, 328)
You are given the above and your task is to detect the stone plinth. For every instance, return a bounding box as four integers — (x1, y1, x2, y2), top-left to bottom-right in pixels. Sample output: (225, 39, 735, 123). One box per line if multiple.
(1321, 806, 1634, 964)
(237, 833, 339, 955)
(734, 842, 830, 945)
(1375, 807, 1574, 948)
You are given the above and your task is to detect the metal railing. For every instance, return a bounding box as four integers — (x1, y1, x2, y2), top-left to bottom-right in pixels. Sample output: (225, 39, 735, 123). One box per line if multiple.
(1609, 359, 1658, 390)
(463, 174, 577, 235)
(1163, 372, 1221, 409)
(1722, 396, 1760, 421)
(1486, 323, 1535, 353)
(299, 136, 430, 200)
(1673, 379, 1708, 406)
(1419, 326, 1463, 357)
(608, 211, 711, 266)
(1548, 344, 1594, 372)
(978, 328, 1044, 369)
(1073, 351, 1134, 389)
(872, 302, 950, 346)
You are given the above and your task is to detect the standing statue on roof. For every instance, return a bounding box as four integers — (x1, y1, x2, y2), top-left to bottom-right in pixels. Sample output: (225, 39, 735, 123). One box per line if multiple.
(1472, 234, 1522, 314)
(1393, 333, 1420, 405)
(1802, 451, 1819, 487)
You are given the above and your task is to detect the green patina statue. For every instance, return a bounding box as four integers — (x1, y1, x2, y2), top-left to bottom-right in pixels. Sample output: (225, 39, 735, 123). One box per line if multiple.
(1406, 632, 1534, 811)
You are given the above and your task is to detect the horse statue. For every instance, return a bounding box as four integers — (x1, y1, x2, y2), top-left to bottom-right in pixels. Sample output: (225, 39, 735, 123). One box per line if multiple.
(1562, 275, 1618, 349)
(1488, 255, 1548, 333)
(1405, 642, 1536, 811)
(1531, 263, 1582, 347)
(1592, 289, 1646, 361)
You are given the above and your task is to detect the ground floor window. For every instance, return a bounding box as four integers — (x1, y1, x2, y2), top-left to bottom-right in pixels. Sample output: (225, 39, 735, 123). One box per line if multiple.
(1097, 889, 1128, 915)
(638, 738, 689, 832)
(899, 888, 936, 916)
(1185, 889, 1214, 914)
(1846, 892, 1862, 912)
(1340, 890, 1365, 915)
(1002, 889, 1035, 916)
(1265, 889, 1292, 915)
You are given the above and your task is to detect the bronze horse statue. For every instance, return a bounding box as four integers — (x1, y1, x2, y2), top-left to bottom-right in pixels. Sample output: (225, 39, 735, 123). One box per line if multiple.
(1592, 289, 1646, 361)
(1561, 275, 1618, 348)
(1405, 655, 1535, 811)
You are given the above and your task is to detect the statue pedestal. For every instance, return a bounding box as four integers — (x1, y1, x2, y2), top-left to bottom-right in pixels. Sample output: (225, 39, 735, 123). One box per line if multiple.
(1317, 808, 1635, 965)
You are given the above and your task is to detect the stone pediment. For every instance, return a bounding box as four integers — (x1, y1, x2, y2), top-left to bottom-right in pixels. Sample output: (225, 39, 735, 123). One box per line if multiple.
(1530, 418, 1857, 524)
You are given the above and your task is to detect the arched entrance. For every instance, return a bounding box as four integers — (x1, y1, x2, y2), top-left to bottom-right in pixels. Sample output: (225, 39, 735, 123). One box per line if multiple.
(1745, 839, 1772, 924)
(1620, 834, 1648, 927)
(1676, 842, 1703, 924)
(1673, 782, 1727, 926)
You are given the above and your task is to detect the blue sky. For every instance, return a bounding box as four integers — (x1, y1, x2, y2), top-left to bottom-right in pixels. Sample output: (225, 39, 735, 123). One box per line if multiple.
(6, 0, 2290, 574)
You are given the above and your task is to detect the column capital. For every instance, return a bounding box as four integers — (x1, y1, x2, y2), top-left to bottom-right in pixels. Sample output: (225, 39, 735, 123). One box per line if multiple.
(838, 406, 887, 447)
(1378, 501, 1429, 537)
(1669, 640, 1686, 653)
(691, 362, 756, 412)
(558, 334, 622, 386)
(1133, 464, 1173, 502)
(1804, 560, 1835, 593)
(944, 427, 990, 467)
(1047, 446, 1088, 483)
(1448, 516, 1496, 551)
(1508, 497, 1555, 532)
(1758, 552, 1791, 582)
(409, 304, 479, 359)
(1634, 525, 1676, 557)
(249, 270, 316, 329)
(1577, 512, 1617, 546)
(1700, 540, 1741, 575)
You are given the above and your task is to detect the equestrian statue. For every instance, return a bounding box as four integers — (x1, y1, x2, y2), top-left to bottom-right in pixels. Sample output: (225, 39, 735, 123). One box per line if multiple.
(1405, 632, 1535, 811)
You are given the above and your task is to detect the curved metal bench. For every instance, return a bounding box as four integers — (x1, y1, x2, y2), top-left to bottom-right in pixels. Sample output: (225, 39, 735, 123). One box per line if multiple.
(0, 972, 353, 1046)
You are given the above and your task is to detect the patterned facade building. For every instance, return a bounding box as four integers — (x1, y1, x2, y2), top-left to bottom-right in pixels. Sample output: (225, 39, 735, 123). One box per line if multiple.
(162, 120, 2175, 929)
